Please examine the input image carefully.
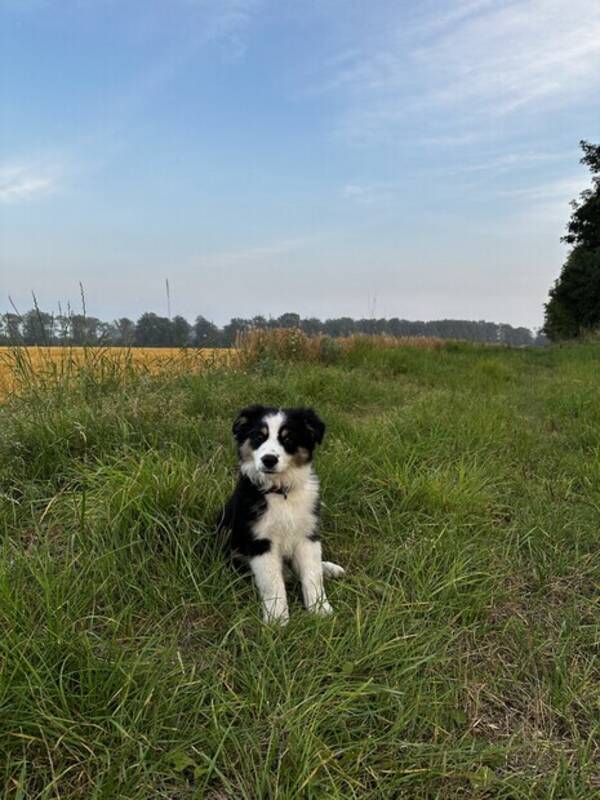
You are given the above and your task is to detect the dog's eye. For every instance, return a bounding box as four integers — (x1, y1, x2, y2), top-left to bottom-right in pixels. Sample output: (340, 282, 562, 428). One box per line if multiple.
(251, 429, 268, 445)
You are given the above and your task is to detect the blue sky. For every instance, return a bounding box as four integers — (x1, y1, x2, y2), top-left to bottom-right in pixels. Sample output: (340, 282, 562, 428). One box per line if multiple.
(1, 0, 599, 328)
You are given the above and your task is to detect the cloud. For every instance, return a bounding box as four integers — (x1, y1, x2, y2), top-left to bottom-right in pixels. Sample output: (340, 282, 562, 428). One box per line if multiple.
(177, 0, 261, 57)
(0, 162, 59, 204)
(500, 176, 588, 202)
(192, 237, 309, 268)
(499, 175, 591, 224)
(417, 0, 600, 114)
(445, 151, 570, 176)
(341, 182, 397, 205)
(322, 0, 600, 143)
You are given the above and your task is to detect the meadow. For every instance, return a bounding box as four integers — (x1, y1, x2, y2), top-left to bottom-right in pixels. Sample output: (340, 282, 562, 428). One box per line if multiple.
(0, 336, 598, 798)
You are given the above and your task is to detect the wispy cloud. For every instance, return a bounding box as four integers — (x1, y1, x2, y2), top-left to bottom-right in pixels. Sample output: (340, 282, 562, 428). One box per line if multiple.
(500, 174, 590, 223)
(446, 151, 570, 176)
(500, 176, 588, 202)
(172, 0, 261, 59)
(417, 0, 600, 114)
(193, 237, 309, 268)
(341, 182, 397, 205)
(0, 162, 59, 204)
(323, 0, 600, 143)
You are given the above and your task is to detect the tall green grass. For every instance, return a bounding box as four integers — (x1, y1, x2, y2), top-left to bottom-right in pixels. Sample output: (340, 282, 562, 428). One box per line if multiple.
(0, 340, 599, 798)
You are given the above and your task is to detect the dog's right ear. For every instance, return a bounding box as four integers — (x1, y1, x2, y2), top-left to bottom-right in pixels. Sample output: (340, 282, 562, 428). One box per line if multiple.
(232, 405, 266, 441)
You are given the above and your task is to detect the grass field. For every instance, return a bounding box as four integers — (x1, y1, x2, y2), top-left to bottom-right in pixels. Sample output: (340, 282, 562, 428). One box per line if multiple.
(0, 338, 598, 798)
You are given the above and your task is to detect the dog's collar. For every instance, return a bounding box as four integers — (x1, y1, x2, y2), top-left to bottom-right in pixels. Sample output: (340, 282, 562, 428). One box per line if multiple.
(262, 485, 289, 499)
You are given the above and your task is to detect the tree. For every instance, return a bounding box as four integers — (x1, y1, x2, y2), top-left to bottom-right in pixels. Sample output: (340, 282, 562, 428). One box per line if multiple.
(67, 314, 103, 345)
(1, 313, 22, 343)
(222, 317, 250, 346)
(545, 248, 600, 340)
(113, 318, 135, 346)
(22, 309, 54, 345)
(55, 314, 71, 344)
(544, 141, 600, 340)
(171, 315, 191, 347)
(300, 317, 322, 336)
(275, 312, 301, 329)
(193, 316, 221, 347)
(562, 141, 600, 250)
(134, 313, 173, 347)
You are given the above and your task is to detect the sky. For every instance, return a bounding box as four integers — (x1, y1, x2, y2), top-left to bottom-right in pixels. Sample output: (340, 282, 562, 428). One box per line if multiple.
(1, 0, 599, 330)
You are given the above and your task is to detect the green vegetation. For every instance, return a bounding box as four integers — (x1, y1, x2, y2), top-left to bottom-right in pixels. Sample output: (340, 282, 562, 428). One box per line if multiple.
(0, 340, 599, 798)
(544, 140, 600, 340)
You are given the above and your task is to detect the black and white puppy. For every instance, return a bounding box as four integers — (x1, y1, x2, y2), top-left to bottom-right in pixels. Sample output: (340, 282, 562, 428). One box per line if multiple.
(218, 404, 344, 624)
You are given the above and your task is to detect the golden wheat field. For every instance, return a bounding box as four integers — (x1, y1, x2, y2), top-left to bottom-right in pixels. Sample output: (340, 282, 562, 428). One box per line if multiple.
(0, 346, 232, 399)
(0, 334, 450, 399)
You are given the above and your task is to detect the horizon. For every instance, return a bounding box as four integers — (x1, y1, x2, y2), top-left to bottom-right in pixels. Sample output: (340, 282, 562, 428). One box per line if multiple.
(0, 304, 546, 350)
(2, 1, 599, 328)
(1, 301, 542, 334)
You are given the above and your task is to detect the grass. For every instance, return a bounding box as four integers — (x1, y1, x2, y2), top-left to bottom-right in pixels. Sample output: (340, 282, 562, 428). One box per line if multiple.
(0, 337, 599, 798)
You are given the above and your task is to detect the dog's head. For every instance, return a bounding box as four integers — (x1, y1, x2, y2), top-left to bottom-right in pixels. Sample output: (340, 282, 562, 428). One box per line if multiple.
(232, 404, 325, 478)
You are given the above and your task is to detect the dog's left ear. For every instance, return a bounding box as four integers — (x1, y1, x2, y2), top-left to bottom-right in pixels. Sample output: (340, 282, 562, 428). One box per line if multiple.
(232, 404, 266, 441)
(301, 408, 326, 445)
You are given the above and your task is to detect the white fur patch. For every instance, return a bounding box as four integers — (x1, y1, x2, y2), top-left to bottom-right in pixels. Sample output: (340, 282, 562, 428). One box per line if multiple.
(322, 561, 345, 579)
(252, 466, 319, 556)
(249, 464, 336, 622)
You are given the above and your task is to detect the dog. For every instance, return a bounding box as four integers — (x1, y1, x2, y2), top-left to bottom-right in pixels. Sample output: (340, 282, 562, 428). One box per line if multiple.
(217, 404, 344, 624)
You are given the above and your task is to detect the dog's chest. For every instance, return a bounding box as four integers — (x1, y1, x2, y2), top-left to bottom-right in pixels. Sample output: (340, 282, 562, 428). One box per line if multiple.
(253, 481, 318, 555)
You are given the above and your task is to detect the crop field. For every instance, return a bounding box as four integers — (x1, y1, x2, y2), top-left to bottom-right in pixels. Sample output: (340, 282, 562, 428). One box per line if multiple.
(0, 337, 599, 798)
(0, 347, 231, 399)
(0, 338, 444, 400)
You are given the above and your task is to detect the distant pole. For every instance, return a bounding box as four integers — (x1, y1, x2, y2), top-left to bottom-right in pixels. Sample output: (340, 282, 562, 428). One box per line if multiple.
(165, 278, 171, 319)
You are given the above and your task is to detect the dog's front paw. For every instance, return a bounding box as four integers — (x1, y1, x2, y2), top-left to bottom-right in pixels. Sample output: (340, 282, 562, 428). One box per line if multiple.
(263, 607, 290, 626)
(322, 561, 345, 579)
(310, 599, 334, 617)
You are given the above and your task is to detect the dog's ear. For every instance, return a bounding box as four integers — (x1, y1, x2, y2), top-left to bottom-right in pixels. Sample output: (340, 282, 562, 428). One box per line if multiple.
(232, 405, 266, 441)
(300, 407, 326, 445)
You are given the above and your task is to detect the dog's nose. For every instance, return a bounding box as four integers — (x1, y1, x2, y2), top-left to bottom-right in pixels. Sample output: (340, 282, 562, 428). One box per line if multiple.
(261, 454, 279, 470)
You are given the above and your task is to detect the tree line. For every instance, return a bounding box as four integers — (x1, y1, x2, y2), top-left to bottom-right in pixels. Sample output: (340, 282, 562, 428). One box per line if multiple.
(0, 309, 546, 347)
(544, 140, 600, 340)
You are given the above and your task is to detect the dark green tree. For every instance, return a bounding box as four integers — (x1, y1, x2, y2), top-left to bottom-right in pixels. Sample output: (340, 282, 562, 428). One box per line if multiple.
(300, 317, 322, 336)
(544, 141, 600, 340)
(134, 313, 173, 347)
(193, 316, 221, 347)
(22, 309, 54, 345)
(1, 313, 23, 343)
(171, 315, 192, 347)
(275, 312, 301, 329)
(113, 318, 135, 346)
(222, 317, 250, 346)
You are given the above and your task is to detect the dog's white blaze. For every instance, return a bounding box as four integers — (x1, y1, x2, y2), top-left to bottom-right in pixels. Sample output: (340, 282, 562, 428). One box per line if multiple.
(252, 411, 290, 472)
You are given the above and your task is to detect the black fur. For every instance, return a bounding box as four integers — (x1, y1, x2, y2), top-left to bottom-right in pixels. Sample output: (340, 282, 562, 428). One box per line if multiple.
(218, 474, 271, 559)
